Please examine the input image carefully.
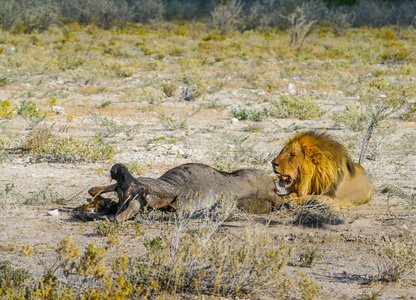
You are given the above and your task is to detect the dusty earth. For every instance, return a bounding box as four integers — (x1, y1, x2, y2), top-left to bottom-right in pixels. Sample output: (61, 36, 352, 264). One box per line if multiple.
(0, 73, 415, 299)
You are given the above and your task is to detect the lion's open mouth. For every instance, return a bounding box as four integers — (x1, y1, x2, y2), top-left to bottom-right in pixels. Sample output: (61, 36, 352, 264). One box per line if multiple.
(274, 172, 292, 187)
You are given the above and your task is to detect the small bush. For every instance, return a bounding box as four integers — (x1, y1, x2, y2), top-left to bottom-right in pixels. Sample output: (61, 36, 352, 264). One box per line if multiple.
(95, 220, 126, 237)
(0, 77, 10, 87)
(298, 273, 322, 300)
(159, 113, 187, 130)
(231, 106, 265, 122)
(161, 82, 178, 97)
(116, 66, 135, 77)
(180, 72, 208, 101)
(270, 94, 324, 120)
(380, 184, 414, 209)
(373, 235, 416, 282)
(138, 87, 164, 104)
(24, 186, 63, 205)
(23, 126, 116, 162)
(286, 4, 317, 47)
(211, 0, 243, 34)
(0, 261, 29, 298)
(298, 246, 322, 268)
(0, 181, 15, 204)
(380, 41, 411, 63)
(326, 6, 352, 35)
(331, 105, 369, 131)
(90, 112, 141, 139)
(16, 99, 46, 126)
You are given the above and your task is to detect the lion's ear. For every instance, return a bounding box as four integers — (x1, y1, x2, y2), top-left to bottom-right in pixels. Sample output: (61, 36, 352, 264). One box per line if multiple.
(302, 143, 321, 164)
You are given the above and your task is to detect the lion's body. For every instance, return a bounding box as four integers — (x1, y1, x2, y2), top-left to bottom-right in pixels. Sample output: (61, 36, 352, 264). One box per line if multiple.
(88, 163, 282, 222)
(272, 131, 372, 208)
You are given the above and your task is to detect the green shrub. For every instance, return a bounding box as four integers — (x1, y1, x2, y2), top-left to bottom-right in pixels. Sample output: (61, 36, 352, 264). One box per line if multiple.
(331, 105, 369, 131)
(138, 87, 164, 104)
(0, 77, 10, 87)
(0, 261, 29, 298)
(95, 220, 126, 237)
(161, 82, 178, 97)
(159, 113, 187, 130)
(270, 94, 324, 120)
(0, 181, 15, 204)
(298, 246, 322, 268)
(231, 106, 265, 122)
(23, 126, 116, 162)
(16, 99, 47, 126)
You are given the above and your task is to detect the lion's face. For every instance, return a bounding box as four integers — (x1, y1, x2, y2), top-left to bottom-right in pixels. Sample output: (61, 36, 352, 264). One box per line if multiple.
(271, 143, 304, 189)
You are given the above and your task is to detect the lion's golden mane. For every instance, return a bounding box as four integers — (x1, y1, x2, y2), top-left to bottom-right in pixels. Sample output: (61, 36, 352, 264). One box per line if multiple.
(283, 131, 355, 197)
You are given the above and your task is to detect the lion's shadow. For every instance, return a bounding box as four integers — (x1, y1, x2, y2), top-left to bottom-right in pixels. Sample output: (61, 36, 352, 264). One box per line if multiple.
(292, 208, 344, 228)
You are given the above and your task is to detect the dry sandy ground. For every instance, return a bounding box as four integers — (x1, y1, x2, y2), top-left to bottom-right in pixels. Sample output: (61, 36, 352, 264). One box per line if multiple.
(0, 74, 415, 299)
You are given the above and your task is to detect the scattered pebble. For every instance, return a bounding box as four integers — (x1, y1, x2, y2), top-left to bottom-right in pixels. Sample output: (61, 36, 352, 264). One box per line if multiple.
(51, 106, 65, 114)
(47, 209, 60, 216)
(288, 83, 296, 94)
(400, 225, 409, 231)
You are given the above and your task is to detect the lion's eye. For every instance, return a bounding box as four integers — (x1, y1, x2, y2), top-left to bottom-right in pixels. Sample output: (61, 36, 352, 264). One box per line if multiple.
(289, 153, 294, 158)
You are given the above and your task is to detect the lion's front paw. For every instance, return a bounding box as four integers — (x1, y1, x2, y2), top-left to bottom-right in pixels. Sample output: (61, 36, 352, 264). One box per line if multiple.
(282, 194, 298, 209)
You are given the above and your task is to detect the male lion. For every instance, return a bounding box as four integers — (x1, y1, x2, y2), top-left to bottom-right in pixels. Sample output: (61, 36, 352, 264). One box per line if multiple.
(271, 131, 372, 208)
(85, 163, 282, 222)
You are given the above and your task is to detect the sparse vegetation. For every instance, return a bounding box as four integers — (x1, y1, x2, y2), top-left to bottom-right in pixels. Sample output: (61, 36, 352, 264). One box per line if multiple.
(90, 112, 141, 139)
(0, 261, 29, 298)
(298, 246, 323, 268)
(23, 125, 116, 162)
(0, 100, 13, 119)
(231, 106, 265, 121)
(0, 2, 415, 298)
(270, 94, 324, 120)
(211, 0, 243, 35)
(332, 105, 369, 131)
(287, 4, 317, 48)
(159, 113, 187, 131)
(0, 202, 325, 299)
(16, 99, 47, 126)
(24, 186, 63, 205)
(0, 121, 14, 152)
(95, 220, 126, 237)
(373, 235, 416, 282)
